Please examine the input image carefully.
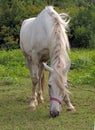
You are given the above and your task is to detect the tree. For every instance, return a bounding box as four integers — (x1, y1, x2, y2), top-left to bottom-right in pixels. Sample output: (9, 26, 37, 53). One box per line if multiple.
(0, 0, 43, 49)
(0, 0, 95, 49)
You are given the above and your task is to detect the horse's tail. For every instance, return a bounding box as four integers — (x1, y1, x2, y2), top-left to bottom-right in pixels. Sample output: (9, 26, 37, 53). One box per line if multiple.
(41, 70, 45, 92)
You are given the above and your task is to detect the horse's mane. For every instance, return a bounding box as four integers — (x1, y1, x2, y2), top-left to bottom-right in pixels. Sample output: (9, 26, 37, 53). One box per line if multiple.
(46, 6, 71, 92)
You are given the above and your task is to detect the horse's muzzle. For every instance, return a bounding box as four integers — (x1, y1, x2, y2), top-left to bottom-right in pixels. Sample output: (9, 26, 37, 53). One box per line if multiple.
(50, 111, 59, 118)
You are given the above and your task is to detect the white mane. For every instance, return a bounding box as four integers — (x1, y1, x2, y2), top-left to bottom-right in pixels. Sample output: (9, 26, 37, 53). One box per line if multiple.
(44, 6, 71, 70)
(44, 6, 71, 91)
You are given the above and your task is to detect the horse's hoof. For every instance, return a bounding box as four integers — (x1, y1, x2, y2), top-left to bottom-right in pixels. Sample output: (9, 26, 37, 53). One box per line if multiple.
(28, 104, 36, 110)
(38, 98, 44, 103)
(29, 100, 38, 110)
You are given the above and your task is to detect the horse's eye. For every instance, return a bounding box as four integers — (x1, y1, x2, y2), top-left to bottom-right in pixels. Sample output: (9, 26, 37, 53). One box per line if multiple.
(48, 84, 51, 88)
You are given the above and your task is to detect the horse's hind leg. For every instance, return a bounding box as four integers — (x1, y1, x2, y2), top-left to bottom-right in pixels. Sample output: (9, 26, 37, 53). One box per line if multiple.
(38, 64, 45, 103)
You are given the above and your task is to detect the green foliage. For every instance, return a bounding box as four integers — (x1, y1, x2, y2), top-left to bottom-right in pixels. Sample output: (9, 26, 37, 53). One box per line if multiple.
(0, 0, 95, 49)
(0, 0, 44, 50)
(70, 6, 95, 48)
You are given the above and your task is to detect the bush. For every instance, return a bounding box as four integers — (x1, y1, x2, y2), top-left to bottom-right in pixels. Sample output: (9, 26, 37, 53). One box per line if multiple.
(0, 0, 95, 49)
(70, 5, 95, 48)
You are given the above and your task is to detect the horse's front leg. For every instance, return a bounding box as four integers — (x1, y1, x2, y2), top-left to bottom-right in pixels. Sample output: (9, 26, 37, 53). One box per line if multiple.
(63, 73, 75, 111)
(38, 64, 45, 103)
(29, 77, 38, 110)
(27, 58, 39, 109)
(63, 93, 75, 111)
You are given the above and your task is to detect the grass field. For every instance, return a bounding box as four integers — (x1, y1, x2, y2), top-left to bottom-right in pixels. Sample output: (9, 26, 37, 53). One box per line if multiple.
(0, 49, 95, 130)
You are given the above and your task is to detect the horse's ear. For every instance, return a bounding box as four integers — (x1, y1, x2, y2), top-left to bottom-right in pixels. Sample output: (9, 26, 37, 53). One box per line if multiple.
(43, 62, 53, 72)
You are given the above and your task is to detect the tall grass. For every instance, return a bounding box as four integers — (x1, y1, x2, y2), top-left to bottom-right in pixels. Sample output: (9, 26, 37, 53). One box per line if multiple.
(0, 50, 29, 85)
(0, 49, 95, 87)
(69, 49, 95, 87)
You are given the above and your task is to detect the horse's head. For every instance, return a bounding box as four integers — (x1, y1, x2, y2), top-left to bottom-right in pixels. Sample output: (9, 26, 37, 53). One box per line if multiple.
(43, 63, 68, 118)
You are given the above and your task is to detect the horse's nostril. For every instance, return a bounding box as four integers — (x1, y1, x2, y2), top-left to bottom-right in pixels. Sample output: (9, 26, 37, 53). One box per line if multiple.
(50, 111, 59, 118)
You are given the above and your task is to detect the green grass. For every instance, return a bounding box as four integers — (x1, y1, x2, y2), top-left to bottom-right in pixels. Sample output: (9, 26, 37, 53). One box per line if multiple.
(0, 49, 95, 130)
(69, 49, 95, 87)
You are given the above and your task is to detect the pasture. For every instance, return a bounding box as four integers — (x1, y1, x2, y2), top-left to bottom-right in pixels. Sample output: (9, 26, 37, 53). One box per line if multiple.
(0, 49, 95, 130)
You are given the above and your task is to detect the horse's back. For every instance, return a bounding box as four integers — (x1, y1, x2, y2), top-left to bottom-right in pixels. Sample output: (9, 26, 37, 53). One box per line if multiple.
(20, 7, 54, 54)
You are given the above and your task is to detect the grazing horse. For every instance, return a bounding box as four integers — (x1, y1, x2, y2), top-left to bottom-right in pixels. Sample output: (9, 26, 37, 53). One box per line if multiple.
(20, 6, 75, 118)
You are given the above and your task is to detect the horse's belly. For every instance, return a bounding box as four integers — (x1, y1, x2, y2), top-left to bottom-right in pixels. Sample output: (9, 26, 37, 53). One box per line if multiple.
(37, 48, 49, 62)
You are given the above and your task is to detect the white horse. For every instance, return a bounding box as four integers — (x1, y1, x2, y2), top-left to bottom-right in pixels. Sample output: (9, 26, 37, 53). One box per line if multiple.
(20, 6, 75, 118)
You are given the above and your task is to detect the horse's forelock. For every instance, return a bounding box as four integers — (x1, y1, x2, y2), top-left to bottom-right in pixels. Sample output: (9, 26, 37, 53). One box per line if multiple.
(53, 68, 69, 94)
(54, 69, 64, 90)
